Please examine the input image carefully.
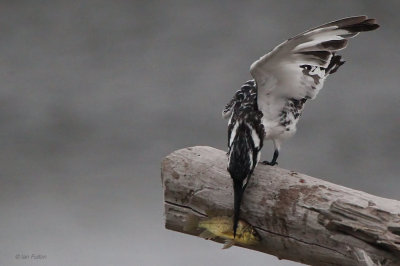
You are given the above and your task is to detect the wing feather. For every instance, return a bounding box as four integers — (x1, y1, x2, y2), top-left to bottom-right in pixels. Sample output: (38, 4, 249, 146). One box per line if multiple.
(250, 16, 379, 101)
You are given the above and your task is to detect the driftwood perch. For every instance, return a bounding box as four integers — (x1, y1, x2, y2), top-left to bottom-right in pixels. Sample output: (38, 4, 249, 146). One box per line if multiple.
(162, 146, 400, 265)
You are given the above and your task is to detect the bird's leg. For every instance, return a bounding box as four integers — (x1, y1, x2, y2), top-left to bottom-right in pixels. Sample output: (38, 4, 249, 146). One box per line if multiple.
(261, 140, 280, 166)
(261, 150, 279, 166)
(270, 149, 279, 165)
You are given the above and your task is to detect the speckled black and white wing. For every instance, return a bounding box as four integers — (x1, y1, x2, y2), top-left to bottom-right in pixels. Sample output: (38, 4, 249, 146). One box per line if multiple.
(224, 81, 265, 178)
(250, 16, 379, 101)
(225, 81, 264, 187)
(222, 82, 255, 120)
(223, 80, 265, 237)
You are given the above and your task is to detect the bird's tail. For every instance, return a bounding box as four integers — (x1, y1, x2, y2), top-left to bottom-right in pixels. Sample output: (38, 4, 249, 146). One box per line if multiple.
(228, 122, 259, 237)
(233, 181, 244, 238)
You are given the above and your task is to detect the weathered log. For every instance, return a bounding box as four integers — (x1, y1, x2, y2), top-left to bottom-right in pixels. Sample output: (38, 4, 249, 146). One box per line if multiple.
(162, 146, 400, 266)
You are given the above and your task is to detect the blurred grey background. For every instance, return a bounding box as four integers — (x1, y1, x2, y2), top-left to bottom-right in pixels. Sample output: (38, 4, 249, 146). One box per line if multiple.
(0, 1, 399, 265)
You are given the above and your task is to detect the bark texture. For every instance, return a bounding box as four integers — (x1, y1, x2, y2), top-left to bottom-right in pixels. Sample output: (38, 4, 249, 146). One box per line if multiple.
(162, 146, 400, 265)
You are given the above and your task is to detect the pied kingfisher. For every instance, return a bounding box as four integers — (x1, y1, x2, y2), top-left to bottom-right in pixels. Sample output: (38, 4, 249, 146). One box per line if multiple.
(222, 16, 379, 236)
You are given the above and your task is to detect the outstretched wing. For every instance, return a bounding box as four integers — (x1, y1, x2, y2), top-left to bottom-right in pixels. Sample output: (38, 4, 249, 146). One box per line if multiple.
(250, 16, 379, 101)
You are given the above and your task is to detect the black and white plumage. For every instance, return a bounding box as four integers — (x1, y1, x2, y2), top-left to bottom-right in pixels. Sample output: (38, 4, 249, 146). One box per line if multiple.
(223, 80, 265, 237)
(223, 16, 379, 237)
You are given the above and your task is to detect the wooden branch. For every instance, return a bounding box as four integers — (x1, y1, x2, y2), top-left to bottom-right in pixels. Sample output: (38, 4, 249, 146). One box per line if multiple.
(162, 146, 400, 266)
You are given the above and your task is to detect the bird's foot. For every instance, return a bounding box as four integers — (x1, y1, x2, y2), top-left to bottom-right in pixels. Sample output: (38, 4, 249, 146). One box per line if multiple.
(261, 160, 278, 166)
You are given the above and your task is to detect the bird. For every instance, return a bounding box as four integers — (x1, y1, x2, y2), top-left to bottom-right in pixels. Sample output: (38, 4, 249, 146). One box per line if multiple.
(222, 16, 379, 237)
